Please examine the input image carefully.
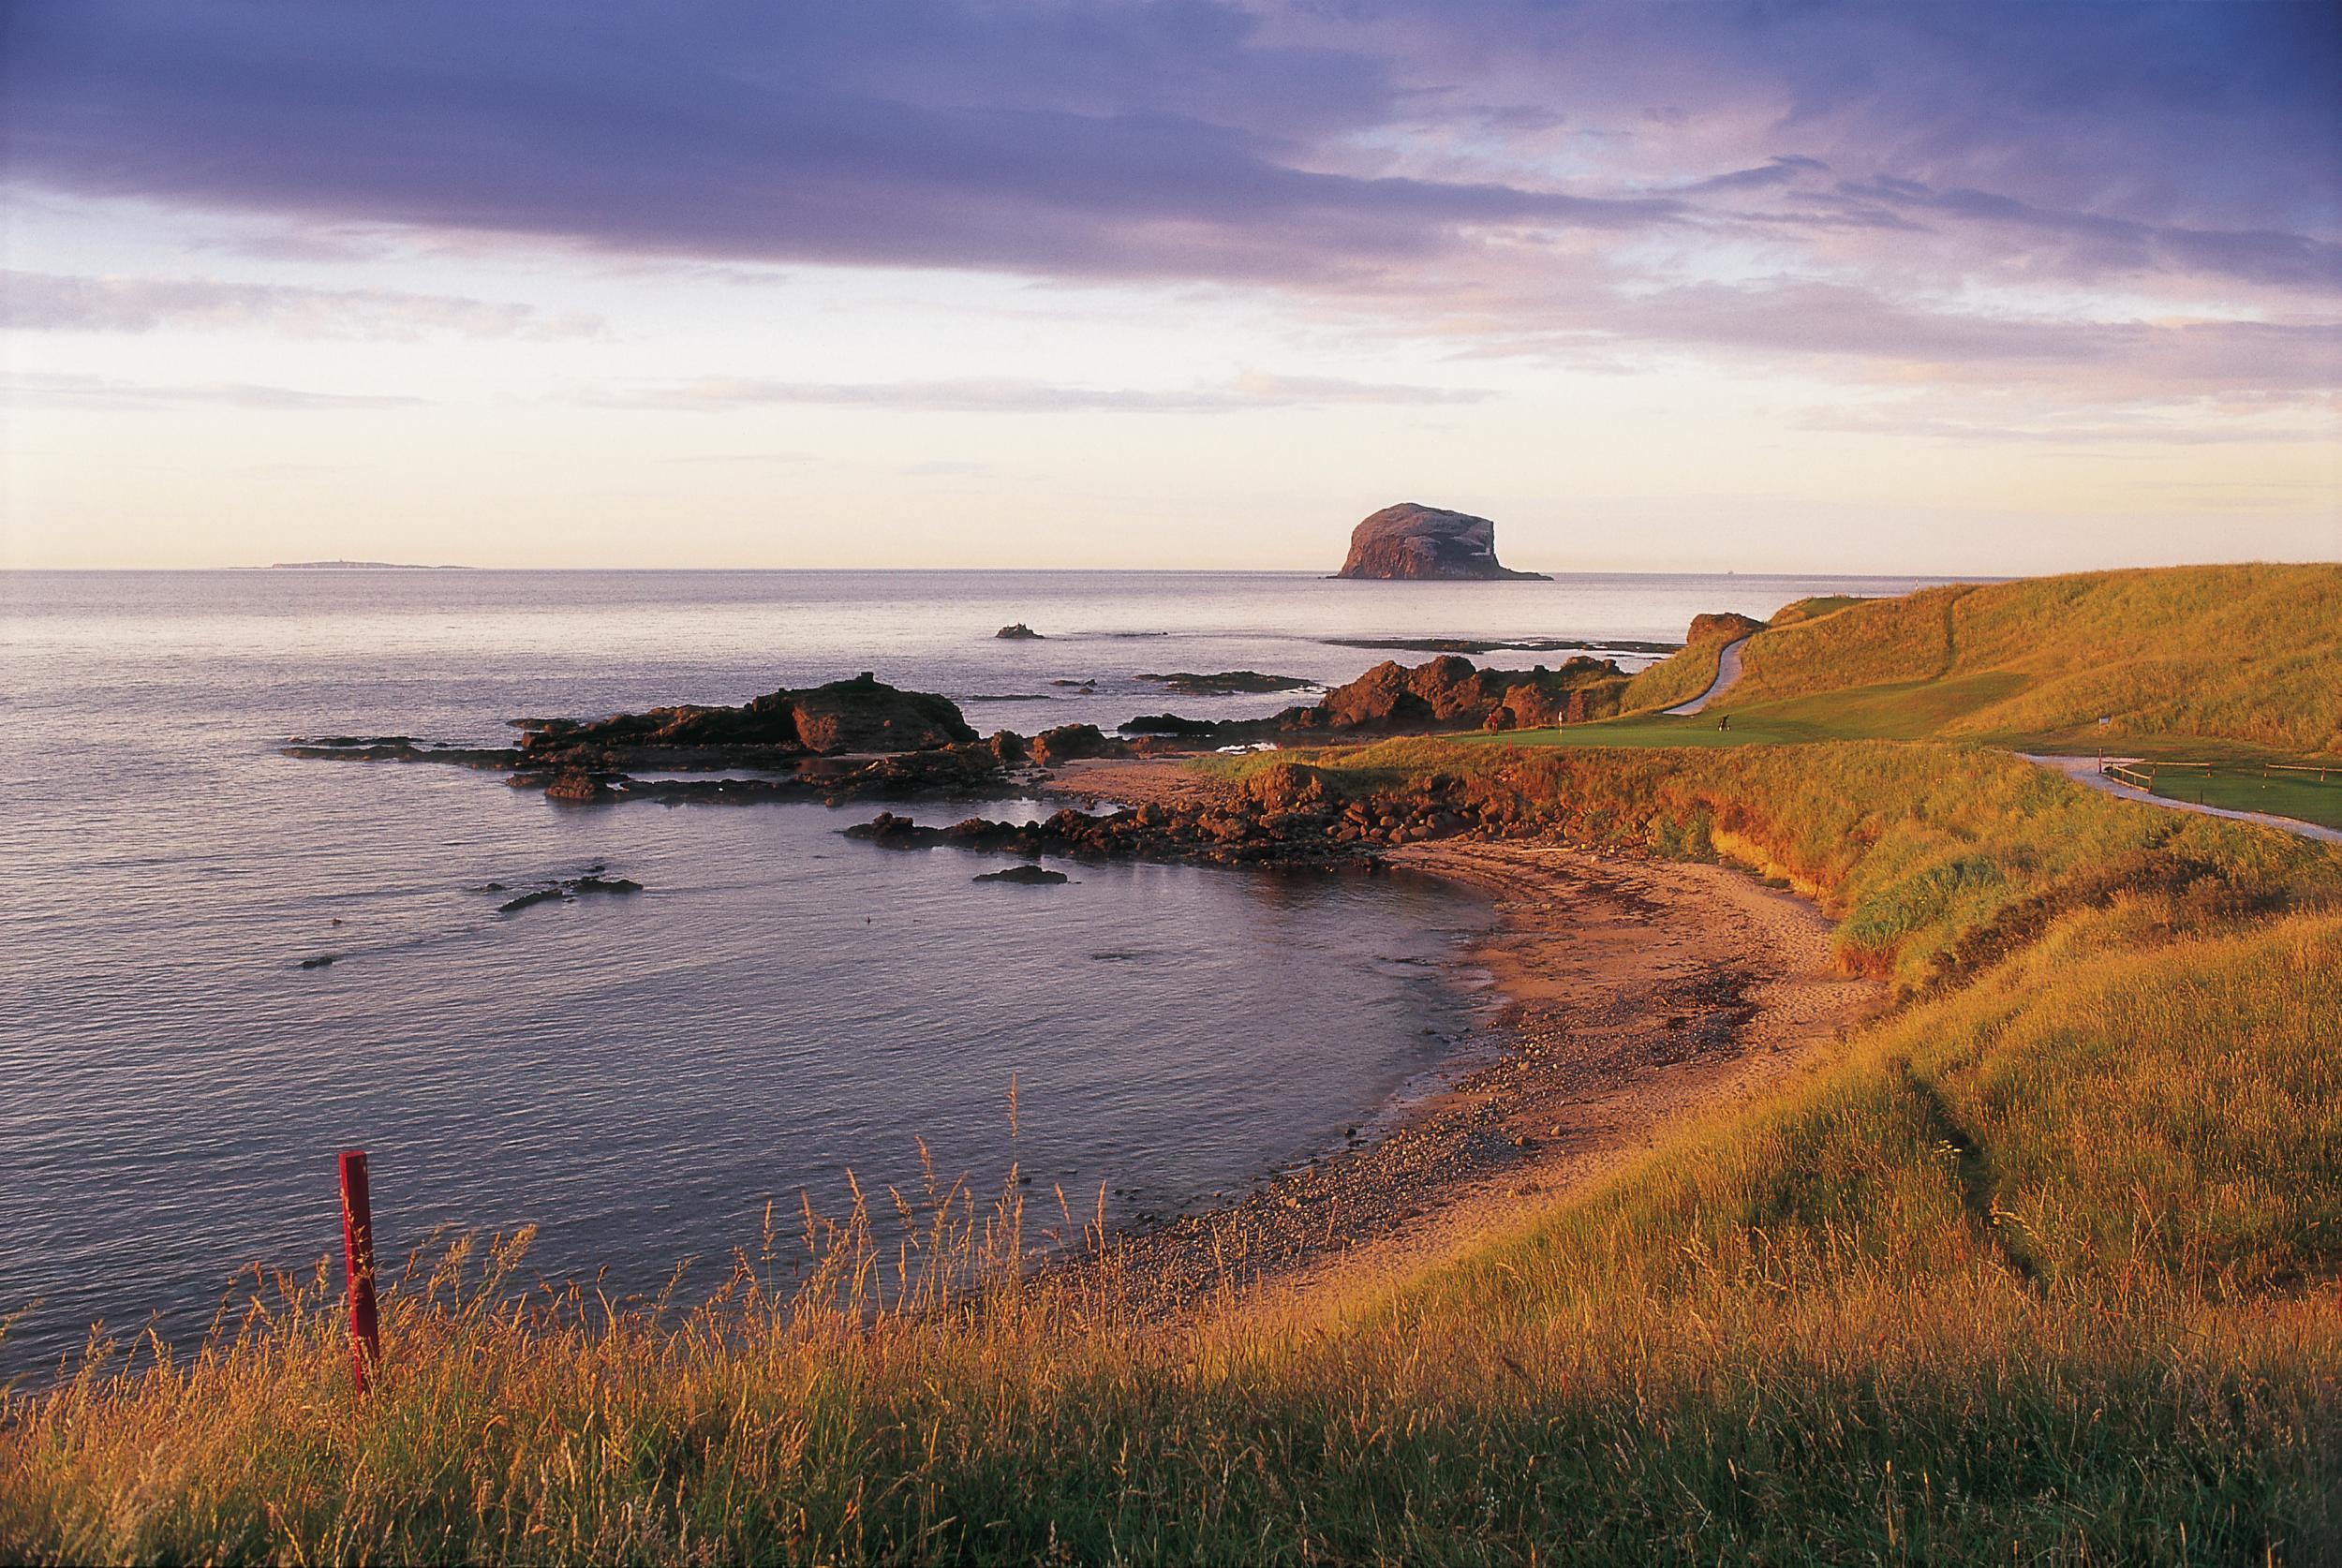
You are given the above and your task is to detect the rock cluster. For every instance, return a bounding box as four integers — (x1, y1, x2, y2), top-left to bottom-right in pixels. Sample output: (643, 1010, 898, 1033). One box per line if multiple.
(1123, 654, 1628, 741)
(520, 672, 976, 767)
(849, 761, 1564, 870)
(1336, 503, 1548, 581)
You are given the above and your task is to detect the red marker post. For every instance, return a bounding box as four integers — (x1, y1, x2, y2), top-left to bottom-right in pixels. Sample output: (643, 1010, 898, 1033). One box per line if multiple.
(338, 1148, 382, 1394)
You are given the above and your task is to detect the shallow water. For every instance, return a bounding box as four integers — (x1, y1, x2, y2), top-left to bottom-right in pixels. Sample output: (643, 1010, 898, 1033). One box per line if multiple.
(0, 568, 1935, 1373)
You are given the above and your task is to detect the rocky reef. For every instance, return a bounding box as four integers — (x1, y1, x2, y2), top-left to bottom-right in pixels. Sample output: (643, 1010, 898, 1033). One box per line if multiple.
(849, 759, 1563, 871)
(286, 650, 1636, 813)
(1135, 671, 1315, 696)
(289, 673, 1023, 805)
(1335, 503, 1548, 581)
(1120, 653, 1628, 743)
(517, 672, 976, 766)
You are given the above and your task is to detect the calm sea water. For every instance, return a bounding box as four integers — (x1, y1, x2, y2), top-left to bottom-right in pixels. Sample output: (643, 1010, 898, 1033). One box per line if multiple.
(0, 569, 1936, 1374)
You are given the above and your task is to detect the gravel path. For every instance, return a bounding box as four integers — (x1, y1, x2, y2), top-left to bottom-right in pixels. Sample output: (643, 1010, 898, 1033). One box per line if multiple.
(1663, 635, 1751, 716)
(2022, 753, 2342, 845)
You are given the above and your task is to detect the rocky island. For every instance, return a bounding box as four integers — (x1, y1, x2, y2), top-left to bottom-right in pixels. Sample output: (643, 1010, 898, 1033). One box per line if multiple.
(1335, 503, 1548, 581)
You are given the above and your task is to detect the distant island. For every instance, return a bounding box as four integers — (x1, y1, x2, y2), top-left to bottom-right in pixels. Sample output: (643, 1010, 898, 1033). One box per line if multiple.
(267, 560, 476, 570)
(1335, 502, 1548, 581)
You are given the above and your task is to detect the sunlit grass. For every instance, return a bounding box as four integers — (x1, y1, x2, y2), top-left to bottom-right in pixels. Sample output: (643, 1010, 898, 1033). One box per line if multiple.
(1722, 563, 2342, 755)
(7, 737, 2342, 1561)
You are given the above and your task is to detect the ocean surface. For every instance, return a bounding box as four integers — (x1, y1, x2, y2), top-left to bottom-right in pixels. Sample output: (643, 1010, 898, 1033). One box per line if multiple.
(0, 569, 1938, 1375)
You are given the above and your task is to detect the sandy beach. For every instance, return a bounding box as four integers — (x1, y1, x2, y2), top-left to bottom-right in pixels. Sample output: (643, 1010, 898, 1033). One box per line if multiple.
(1049, 759, 1884, 1302)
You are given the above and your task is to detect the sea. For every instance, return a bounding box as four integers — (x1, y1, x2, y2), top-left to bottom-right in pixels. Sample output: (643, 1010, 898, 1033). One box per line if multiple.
(0, 568, 1939, 1376)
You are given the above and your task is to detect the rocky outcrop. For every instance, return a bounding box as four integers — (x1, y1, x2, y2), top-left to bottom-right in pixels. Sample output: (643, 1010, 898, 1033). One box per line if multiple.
(292, 674, 1014, 806)
(1136, 671, 1315, 696)
(973, 864, 1068, 884)
(1687, 612, 1764, 643)
(1119, 653, 1628, 742)
(1029, 724, 1118, 767)
(1335, 503, 1548, 581)
(847, 757, 1575, 870)
(521, 672, 975, 765)
(996, 623, 1044, 640)
(281, 736, 523, 767)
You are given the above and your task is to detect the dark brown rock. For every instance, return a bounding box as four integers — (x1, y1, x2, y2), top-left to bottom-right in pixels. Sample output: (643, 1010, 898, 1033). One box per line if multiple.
(523, 673, 976, 763)
(974, 864, 1069, 884)
(1030, 723, 1127, 766)
(545, 771, 614, 803)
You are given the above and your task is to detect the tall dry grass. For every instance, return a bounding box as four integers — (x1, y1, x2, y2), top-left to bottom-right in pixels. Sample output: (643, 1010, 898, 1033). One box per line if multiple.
(7, 738, 2342, 1561)
(1724, 563, 2342, 753)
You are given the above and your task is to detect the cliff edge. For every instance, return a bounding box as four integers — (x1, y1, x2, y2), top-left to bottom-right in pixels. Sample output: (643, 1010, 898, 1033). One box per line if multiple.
(1336, 503, 1548, 581)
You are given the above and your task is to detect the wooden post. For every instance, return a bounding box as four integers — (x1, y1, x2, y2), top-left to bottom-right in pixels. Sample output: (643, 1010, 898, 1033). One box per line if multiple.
(339, 1149, 381, 1394)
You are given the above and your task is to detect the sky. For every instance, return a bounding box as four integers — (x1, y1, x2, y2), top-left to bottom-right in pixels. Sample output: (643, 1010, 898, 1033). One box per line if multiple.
(2, 0, 2337, 572)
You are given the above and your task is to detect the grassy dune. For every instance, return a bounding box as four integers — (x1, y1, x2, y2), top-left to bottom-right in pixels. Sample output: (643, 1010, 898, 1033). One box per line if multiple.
(1616, 622, 1744, 714)
(7, 740, 2340, 1562)
(1717, 564, 2342, 755)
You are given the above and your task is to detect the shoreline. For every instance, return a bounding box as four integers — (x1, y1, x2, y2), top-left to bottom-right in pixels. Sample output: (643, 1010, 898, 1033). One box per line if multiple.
(1045, 759, 1884, 1303)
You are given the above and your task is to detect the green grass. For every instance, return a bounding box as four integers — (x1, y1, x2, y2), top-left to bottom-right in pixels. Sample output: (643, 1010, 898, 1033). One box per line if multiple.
(1509, 564, 2342, 831)
(9, 740, 2342, 1562)
(2146, 764, 2342, 831)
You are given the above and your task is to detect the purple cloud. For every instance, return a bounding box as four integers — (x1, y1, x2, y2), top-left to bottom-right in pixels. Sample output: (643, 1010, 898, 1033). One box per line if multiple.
(3, 0, 2334, 397)
(0, 271, 603, 338)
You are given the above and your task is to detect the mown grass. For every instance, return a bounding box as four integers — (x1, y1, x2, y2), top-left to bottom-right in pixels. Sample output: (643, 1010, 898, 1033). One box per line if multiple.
(2145, 764, 2342, 832)
(7, 741, 2342, 1562)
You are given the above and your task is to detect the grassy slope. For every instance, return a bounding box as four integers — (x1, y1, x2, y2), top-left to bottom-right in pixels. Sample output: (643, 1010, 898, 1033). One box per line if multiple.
(8, 741, 2341, 1562)
(1718, 563, 2342, 756)
(1617, 628, 1744, 713)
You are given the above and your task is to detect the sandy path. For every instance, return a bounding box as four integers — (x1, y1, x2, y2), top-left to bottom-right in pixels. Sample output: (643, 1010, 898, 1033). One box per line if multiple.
(2023, 753, 2342, 846)
(1046, 755, 1881, 1305)
(1662, 635, 1751, 716)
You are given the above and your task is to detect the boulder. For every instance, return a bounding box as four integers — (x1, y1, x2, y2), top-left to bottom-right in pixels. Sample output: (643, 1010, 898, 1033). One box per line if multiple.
(1242, 762, 1334, 813)
(790, 673, 977, 753)
(1029, 723, 1121, 766)
(1335, 503, 1548, 581)
(545, 770, 615, 803)
(996, 623, 1045, 640)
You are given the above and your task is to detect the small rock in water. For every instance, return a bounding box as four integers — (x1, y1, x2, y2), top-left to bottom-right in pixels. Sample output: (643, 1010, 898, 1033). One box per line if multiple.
(972, 864, 1069, 885)
(995, 622, 1044, 640)
(498, 888, 568, 913)
(298, 954, 338, 969)
(567, 875, 643, 895)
